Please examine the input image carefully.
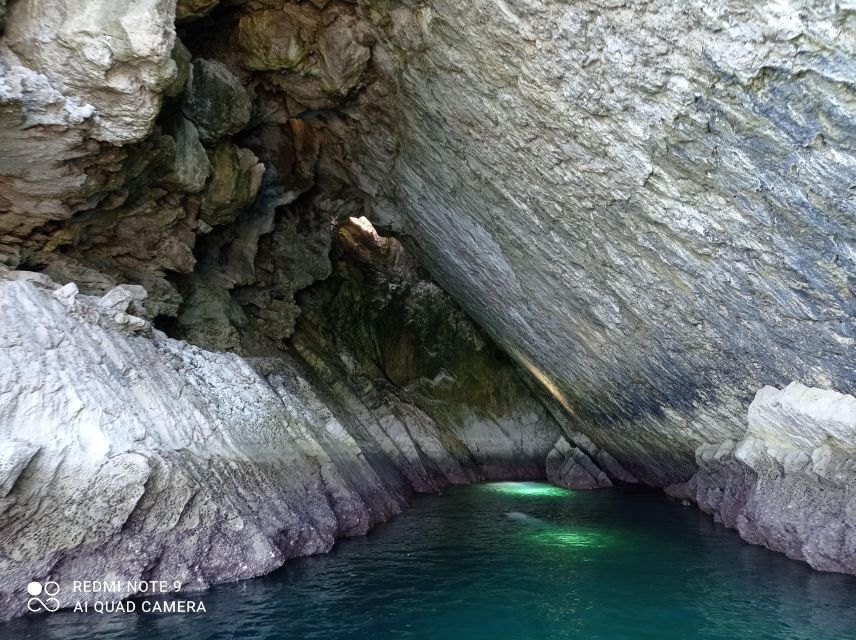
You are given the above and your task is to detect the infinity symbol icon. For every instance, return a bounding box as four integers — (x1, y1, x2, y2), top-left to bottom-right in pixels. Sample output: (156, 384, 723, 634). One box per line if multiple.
(26, 581, 60, 613)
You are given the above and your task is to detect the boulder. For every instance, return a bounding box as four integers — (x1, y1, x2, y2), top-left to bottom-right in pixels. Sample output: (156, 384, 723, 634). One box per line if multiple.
(238, 9, 309, 72)
(98, 284, 148, 316)
(182, 59, 253, 141)
(200, 143, 265, 226)
(162, 117, 211, 193)
(674, 383, 856, 574)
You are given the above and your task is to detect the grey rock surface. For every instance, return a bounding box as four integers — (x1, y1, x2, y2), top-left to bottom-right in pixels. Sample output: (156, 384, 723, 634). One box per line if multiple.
(670, 382, 856, 574)
(546, 437, 612, 490)
(162, 116, 211, 193)
(0, 0, 854, 605)
(354, 0, 856, 486)
(183, 59, 253, 141)
(200, 143, 265, 226)
(0, 271, 558, 619)
(5, 0, 176, 144)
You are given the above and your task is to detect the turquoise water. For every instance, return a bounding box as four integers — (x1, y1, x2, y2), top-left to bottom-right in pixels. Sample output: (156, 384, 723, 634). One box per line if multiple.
(5, 483, 856, 639)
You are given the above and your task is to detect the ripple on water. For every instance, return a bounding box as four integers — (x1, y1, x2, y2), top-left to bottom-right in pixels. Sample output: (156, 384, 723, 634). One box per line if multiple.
(3, 483, 856, 640)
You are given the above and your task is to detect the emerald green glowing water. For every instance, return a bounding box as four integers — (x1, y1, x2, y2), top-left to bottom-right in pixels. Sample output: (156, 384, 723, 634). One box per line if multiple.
(6, 483, 856, 639)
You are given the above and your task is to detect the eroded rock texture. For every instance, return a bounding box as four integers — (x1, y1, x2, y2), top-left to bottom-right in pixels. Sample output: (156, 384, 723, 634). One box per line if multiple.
(547, 432, 638, 490)
(354, 0, 856, 485)
(670, 383, 856, 574)
(0, 271, 559, 619)
(293, 216, 561, 480)
(0, 0, 854, 614)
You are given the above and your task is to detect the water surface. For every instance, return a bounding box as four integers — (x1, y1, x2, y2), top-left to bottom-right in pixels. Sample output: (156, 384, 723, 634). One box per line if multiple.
(5, 483, 856, 639)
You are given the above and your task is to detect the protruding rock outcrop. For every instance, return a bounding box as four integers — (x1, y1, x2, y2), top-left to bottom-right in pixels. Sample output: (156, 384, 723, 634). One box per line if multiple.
(668, 383, 856, 574)
(547, 437, 612, 489)
(0, 268, 560, 620)
(546, 433, 638, 489)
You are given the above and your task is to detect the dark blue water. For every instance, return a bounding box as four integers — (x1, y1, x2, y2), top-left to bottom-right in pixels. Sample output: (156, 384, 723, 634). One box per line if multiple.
(5, 483, 856, 639)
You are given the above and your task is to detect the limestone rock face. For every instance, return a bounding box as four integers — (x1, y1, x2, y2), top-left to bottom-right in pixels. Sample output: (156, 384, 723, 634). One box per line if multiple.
(4, 0, 176, 143)
(671, 383, 856, 574)
(0, 271, 558, 620)
(355, 0, 856, 485)
(0, 0, 178, 252)
(0, 0, 854, 601)
(317, 15, 372, 96)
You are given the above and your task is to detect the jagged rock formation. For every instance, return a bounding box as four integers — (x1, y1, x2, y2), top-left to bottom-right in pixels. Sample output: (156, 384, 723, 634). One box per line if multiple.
(547, 432, 638, 489)
(0, 0, 854, 617)
(669, 383, 856, 574)
(0, 270, 559, 619)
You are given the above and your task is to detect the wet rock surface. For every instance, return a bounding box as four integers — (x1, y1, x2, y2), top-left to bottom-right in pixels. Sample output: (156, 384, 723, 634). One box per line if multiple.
(670, 383, 856, 574)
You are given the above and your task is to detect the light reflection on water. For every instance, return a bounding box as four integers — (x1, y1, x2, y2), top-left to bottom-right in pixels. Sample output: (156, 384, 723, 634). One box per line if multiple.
(4, 482, 856, 640)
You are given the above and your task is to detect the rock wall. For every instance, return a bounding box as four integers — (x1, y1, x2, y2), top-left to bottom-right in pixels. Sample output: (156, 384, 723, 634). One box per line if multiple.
(669, 383, 856, 574)
(0, 0, 854, 609)
(354, 0, 856, 485)
(0, 270, 559, 619)
(293, 216, 561, 480)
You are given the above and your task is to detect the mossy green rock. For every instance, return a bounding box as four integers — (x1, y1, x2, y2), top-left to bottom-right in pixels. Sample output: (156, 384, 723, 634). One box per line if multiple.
(176, 0, 219, 22)
(161, 117, 211, 193)
(201, 143, 264, 226)
(238, 10, 308, 72)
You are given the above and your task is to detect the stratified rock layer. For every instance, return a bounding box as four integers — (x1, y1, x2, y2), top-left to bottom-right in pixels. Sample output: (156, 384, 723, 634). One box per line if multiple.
(356, 0, 856, 485)
(546, 432, 638, 489)
(0, 270, 559, 619)
(670, 383, 856, 574)
(0, 0, 853, 602)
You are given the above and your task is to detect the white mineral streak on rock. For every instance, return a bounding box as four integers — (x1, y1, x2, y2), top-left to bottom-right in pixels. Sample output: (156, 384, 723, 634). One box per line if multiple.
(669, 383, 856, 574)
